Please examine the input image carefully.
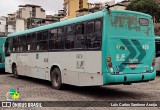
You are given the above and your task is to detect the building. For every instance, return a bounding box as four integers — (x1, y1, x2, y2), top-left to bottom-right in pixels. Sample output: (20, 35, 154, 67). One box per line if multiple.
(7, 4, 46, 32)
(63, 0, 92, 19)
(18, 4, 45, 19)
(76, 0, 127, 17)
(53, 10, 65, 22)
(0, 16, 14, 37)
(0, 16, 6, 37)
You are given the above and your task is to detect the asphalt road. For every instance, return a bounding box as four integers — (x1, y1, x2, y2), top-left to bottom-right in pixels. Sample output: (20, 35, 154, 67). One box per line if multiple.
(0, 72, 160, 110)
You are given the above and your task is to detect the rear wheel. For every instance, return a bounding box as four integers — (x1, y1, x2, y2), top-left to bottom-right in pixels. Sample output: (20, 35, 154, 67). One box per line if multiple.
(12, 65, 19, 78)
(51, 68, 63, 90)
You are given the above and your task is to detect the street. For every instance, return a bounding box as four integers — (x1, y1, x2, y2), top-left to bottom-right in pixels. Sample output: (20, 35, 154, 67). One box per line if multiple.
(0, 72, 160, 110)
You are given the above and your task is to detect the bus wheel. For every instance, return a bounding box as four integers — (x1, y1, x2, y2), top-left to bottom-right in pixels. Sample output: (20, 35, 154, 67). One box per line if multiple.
(51, 68, 63, 90)
(12, 65, 19, 78)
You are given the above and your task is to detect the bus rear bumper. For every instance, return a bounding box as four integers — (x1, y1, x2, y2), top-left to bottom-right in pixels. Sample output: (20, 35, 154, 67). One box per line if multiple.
(103, 71, 156, 85)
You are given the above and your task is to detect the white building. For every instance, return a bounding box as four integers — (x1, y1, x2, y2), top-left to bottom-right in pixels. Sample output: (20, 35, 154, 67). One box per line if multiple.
(0, 16, 6, 36)
(17, 4, 46, 19)
(0, 16, 15, 36)
(7, 4, 46, 32)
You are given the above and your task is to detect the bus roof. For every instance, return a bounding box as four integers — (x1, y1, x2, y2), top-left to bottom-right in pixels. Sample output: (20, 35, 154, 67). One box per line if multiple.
(7, 9, 152, 38)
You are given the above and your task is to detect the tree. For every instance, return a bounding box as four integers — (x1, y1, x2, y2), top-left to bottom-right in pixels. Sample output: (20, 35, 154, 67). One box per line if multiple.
(126, 0, 160, 23)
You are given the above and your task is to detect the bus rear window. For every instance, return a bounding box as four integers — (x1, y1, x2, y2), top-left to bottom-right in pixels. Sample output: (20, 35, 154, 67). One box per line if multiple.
(139, 18, 149, 26)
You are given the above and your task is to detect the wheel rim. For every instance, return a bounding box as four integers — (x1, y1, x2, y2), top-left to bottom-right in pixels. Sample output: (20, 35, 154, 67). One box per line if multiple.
(53, 73, 60, 87)
(14, 67, 18, 77)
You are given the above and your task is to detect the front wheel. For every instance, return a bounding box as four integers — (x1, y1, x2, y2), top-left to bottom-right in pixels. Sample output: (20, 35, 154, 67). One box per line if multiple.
(51, 68, 63, 90)
(12, 65, 19, 78)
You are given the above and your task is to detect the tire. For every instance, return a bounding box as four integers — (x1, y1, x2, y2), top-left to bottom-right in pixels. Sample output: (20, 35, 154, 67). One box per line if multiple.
(51, 68, 63, 90)
(12, 65, 19, 78)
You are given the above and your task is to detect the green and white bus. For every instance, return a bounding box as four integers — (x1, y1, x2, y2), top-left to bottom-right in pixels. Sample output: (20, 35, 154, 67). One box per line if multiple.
(0, 37, 6, 70)
(155, 36, 160, 72)
(5, 9, 156, 89)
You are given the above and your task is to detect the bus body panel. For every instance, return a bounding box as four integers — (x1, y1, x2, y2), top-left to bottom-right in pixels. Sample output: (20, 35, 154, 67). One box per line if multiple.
(48, 51, 102, 86)
(102, 10, 155, 84)
(0, 37, 6, 69)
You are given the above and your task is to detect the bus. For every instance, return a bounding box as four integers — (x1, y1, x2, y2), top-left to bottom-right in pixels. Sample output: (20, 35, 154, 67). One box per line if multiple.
(0, 37, 6, 70)
(155, 36, 160, 72)
(5, 9, 156, 89)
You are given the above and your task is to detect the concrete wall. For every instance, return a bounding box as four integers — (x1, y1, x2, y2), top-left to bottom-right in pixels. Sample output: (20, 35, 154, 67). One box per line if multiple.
(0, 17, 6, 33)
(16, 19, 25, 32)
(21, 7, 32, 19)
(36, 7, 45, 19)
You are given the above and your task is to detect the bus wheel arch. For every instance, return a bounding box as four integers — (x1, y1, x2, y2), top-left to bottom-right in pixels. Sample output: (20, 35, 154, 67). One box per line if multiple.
(50, 65, 63, 90)
(12, 62, 19, 78)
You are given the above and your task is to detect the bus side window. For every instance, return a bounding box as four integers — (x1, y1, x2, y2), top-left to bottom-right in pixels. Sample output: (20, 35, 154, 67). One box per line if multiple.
(27, 33, 37, 51)
(94, 20, 102, 48)
(5, 38, 12, 56)
(75, 23, 85, 49)
(22, 35, 27, 52)
(37, 30, 48, 51)
(18, 35, 26, 52)
(13, 37, 18, 52)
(85, 19, 102, 49)
(85, 21, 94, 49)
(56, 28, 64, 49)
(65, 25, 75, 49)
(49, 28, 57, 50)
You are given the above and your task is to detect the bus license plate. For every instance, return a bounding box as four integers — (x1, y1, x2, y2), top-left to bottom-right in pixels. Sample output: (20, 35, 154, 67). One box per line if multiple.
(129, 64, 137, 68)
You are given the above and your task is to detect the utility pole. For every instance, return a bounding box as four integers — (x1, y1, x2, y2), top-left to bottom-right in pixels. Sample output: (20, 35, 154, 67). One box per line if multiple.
(5, 17, 8, 36)
(29, 11, 32, 29)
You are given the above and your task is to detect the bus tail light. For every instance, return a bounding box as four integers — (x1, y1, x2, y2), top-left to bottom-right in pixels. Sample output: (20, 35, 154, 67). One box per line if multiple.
(108, 63, 112, 68)
(107, 57, 112, 68)
(152, 58, 155, 66)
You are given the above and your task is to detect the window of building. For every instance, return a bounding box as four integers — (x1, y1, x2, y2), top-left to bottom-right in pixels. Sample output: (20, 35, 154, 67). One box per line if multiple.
(79, 0, 83, 9)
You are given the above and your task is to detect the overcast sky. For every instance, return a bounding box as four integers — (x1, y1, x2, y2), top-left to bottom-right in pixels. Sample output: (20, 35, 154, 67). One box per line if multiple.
(0, 0, 123, 16)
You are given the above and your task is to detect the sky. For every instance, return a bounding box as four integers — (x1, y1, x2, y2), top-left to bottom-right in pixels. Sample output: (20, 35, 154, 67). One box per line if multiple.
(0, 0, 123, 16)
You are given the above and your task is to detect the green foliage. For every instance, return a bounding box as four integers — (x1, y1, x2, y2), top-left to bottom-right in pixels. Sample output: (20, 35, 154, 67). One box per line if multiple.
(126, 0, 160, 20)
